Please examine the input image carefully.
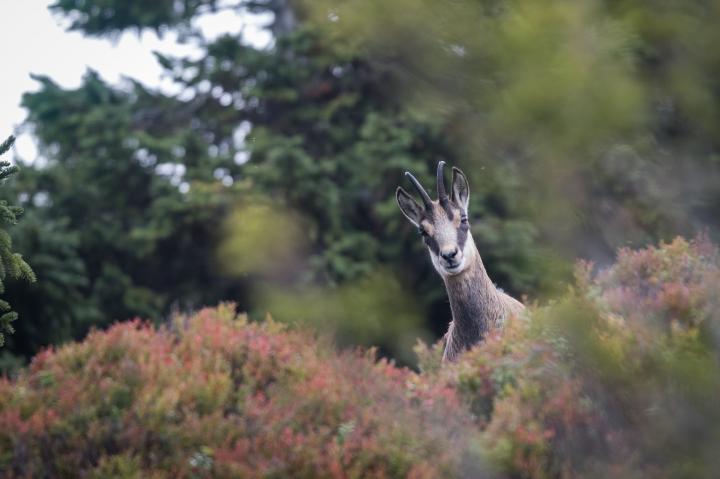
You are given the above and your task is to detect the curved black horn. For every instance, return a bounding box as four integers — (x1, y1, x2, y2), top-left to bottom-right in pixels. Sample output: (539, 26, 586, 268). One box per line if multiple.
(404, 171, 433, 209)
(436, 161, 448, 202)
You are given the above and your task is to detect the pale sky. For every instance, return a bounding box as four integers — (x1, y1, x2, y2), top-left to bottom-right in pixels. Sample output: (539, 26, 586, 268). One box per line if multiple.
(0, 0, 271, 160)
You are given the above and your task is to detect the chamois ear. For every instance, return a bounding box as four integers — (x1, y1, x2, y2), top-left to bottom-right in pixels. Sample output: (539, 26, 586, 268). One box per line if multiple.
(396, 187, 424, 227)
(451, 167, 470, 212)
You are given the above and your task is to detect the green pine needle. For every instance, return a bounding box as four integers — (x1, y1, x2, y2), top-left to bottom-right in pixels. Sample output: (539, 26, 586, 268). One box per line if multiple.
(0, 133, 34, 346)
(0, 136, 14, 156)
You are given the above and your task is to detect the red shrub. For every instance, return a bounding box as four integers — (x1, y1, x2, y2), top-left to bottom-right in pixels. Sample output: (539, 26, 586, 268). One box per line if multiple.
(0, 304, 479, 478)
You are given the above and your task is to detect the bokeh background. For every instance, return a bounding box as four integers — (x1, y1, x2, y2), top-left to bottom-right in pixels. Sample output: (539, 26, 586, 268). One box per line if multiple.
(1, 0, 720, 368)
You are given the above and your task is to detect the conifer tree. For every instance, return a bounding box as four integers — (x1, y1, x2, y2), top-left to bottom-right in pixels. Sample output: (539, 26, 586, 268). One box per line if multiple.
(0, 135, 35, 346)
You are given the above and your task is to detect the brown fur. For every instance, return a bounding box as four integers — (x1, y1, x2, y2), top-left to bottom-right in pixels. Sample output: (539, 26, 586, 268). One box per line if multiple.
(441, 242, 524, 362)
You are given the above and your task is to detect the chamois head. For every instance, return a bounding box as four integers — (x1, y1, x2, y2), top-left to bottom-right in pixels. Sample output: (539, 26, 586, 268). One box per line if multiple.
(396, 161, 472, 277)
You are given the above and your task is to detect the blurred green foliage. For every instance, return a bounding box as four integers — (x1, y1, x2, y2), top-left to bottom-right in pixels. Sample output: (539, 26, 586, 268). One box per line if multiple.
(50, 0, 222, 36)
(307, 0, 720, 257)
(259, 270, 428, 363)
(219, 199, 310, 277)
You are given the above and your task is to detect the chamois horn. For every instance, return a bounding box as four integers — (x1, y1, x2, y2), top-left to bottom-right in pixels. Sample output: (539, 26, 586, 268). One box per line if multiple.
(404, 171, 433, 209)
(436, 160, 448, 203)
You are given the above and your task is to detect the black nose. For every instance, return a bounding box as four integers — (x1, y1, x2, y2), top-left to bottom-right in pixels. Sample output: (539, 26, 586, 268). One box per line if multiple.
(441, 248, 458, 261)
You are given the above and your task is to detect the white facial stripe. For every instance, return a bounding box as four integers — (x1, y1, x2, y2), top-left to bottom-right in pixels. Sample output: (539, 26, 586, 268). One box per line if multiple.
(433, 214, 457, 252)
(461, 233, 476, 262)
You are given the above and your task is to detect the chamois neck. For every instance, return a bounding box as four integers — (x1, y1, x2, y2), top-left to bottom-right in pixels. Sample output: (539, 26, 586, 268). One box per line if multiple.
(443, 239, 502, 338)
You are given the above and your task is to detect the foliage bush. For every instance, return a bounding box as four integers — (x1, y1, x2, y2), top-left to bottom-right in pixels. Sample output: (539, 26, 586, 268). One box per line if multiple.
(2, 236, 719, 478)
(419, 235, 720, 478)
(0, 304, 481, 478)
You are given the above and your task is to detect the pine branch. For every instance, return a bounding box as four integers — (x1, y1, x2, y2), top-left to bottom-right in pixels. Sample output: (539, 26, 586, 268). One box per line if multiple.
(0, 133, 34, 347)
(0, 135, 15, 156)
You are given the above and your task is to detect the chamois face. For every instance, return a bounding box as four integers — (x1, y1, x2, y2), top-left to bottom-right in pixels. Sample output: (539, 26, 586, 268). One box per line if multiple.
(396, 162, 472, 277)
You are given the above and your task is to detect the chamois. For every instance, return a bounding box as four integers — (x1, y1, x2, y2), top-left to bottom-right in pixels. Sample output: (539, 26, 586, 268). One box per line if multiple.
(396, 162, 524, 362)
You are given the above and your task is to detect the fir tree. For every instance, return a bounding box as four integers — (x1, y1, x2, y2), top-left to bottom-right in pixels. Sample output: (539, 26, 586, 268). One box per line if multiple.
(0, 135, 35, 346)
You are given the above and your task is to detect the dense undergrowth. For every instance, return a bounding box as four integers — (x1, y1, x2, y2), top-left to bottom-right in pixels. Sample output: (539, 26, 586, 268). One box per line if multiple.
(2, 236, 719, 478)
(418, 235, 720, 478)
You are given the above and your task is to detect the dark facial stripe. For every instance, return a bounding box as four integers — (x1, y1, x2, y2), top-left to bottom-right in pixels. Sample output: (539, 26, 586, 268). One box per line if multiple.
(457, 222, 469, 252)
(424, 234, 440, 255)
(440, 199, 454, 220)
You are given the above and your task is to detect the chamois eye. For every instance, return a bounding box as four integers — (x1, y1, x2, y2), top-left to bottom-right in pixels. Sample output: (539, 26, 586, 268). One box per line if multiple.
(461, 216, 468, 224)
(418, 227, 428, 237)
